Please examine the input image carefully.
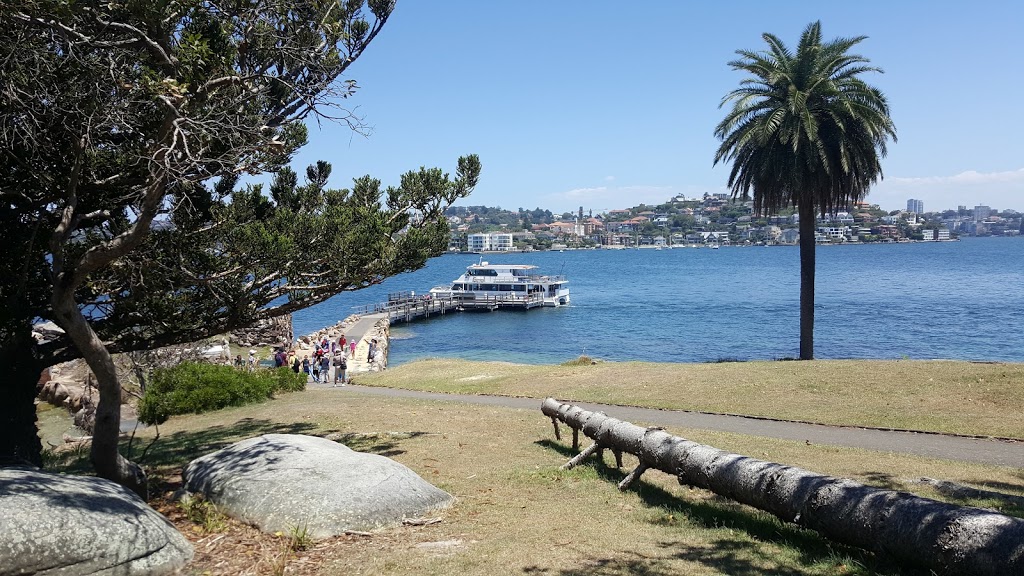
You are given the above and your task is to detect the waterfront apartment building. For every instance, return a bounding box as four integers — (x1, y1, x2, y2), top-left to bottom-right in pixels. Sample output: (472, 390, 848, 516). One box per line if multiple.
(467, 233, 514, 252)
(974, 205, 991, 222)
(907, 198, 924, 214)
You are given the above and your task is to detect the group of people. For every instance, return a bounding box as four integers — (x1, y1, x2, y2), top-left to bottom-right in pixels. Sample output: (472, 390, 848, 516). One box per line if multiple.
(297, 335, 353, 386)
(231, 350, 260, 371)
(228, 332, 382, 385)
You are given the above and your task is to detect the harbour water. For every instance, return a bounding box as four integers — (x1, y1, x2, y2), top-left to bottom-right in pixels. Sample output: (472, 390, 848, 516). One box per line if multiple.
(293, 237, 1024, 366)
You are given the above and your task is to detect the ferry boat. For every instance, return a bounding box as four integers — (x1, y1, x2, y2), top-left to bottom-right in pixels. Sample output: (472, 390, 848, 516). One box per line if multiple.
(430, 262, 570, 310)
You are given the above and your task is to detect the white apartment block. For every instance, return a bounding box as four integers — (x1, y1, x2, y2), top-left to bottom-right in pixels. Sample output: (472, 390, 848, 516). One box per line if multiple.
(467, 233, 514, 252)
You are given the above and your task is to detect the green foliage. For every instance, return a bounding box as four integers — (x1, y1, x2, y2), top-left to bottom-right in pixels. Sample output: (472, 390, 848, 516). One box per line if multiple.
(713, 21, 897, 216)
(713, 21, 896, 359)
(561, 355, 597, 366)
(138, 363, 306, 425)
(180, 494, 228, 534)
(287, 522, 313, 551)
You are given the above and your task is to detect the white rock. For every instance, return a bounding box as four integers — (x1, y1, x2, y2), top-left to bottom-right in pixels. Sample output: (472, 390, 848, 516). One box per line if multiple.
(0, 468, 193, 575)
(183, 434, 454, 538)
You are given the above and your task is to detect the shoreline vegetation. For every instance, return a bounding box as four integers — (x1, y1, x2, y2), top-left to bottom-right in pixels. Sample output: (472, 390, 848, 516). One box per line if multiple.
(61, 356, 1022, 575)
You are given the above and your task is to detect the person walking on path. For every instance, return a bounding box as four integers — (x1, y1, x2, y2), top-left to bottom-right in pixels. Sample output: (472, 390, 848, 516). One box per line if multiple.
(332, 351, 348, 386)
(371, 343, 384, 372)
(320, 354, 332, 385)
(367, 339, 377, 364)
(301, 355, 311, 381)
(349, 339, 356, 359)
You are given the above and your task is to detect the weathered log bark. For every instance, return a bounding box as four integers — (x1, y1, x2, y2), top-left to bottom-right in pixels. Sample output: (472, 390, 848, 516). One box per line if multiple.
(541, 398, 1024, 576)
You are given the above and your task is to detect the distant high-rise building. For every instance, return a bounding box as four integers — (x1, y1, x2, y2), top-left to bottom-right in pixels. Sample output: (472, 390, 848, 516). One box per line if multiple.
(974, 205, 991, 222)
(906, 198, 924, 214)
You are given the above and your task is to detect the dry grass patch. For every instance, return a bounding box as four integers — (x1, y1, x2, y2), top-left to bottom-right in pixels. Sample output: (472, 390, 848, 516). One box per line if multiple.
(96, 388, 1024, 575)
(356, 359, 1024, 438)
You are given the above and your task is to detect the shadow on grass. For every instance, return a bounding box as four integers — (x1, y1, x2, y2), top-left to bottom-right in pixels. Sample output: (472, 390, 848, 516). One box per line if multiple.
(967, 475, 1024, 495)
(534, 439, 924, 576)
(860, 471, 902, 490)
(523, 551, 674, 575)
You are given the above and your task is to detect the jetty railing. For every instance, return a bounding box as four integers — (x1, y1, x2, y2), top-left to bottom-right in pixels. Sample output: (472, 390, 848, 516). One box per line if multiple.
(351, 291, 549, 322)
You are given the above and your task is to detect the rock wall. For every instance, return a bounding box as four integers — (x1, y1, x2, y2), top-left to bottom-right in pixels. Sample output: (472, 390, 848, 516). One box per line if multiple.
(295, 315, 361, 351)
(230, 314, 293, 348)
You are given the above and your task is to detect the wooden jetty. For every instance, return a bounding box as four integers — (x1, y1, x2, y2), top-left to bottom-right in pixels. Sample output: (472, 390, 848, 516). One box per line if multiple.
(355, 290, 547, 324)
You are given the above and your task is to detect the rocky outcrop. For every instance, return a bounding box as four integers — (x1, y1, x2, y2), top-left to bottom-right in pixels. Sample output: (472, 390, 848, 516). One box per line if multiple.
(230, 315, 293, 348)
(295, 315, 361, 352)
(37, 361, 99, 434)
(0, 468, 193, 575)
(183, 434, 453, 538)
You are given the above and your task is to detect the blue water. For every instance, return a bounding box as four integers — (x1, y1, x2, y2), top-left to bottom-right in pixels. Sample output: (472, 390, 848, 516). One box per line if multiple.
(293, 237, 1024, 366)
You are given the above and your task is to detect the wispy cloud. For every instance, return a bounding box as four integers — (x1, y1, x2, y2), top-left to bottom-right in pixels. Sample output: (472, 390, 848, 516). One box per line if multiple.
(871, 168, 1024, 211)
(546, 185, 675, 212)
(604, 175, 616, 182)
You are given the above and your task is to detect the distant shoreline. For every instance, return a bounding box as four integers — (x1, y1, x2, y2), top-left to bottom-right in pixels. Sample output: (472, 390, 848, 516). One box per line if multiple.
(452, 237, 971, 254)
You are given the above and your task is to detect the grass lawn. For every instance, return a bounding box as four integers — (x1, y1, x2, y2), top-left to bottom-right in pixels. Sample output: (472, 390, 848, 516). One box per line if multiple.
(353, 358, 1024, 439)
(48, 382, 1023, 576)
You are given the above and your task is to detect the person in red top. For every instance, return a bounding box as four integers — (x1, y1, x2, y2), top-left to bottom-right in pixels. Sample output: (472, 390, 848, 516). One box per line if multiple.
(339, 335, 347, 352)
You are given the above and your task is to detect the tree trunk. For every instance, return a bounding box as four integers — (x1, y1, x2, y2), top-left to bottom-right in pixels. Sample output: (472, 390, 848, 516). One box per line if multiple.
(52, 296, 146, 498)
(541, 398, 1024, 576)
(0, 321, 44, 467)
(798, 200, 816, 360)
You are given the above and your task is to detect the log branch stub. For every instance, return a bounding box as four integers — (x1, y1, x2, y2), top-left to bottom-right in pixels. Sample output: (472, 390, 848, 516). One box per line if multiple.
(550, 418, 561, 440)
(562, 441, 600, 470)
(572, 428, 579, 451)
(618, 463, 649, 491)
(613, 449, 623, 469)
(540, 398, 1024, 576)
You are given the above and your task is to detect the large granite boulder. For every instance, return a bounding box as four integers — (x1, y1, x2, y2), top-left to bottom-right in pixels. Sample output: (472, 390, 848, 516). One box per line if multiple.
(0, 468, 193, 575)
(183, 434, 454, 538)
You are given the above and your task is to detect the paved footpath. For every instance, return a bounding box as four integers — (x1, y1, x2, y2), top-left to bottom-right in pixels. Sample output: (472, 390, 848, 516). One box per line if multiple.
(319, 385, 1024, 468)
(340, 313, 387, 374)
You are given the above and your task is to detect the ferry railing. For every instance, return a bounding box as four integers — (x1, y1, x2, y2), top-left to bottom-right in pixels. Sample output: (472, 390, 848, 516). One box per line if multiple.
(464, 275, 566, 284)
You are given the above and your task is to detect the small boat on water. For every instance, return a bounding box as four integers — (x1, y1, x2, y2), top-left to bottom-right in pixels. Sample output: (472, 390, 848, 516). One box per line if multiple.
(430, 262, 570, 310)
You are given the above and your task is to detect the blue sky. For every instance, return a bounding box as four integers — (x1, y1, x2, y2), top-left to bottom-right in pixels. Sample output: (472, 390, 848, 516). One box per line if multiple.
(291, 1, 1024, 214)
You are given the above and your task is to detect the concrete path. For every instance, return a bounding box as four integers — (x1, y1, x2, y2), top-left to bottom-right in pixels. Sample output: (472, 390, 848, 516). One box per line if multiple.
(302, 313, 385, 384)
(342, 313, 386, 375)
(318, 385, 1024, 468)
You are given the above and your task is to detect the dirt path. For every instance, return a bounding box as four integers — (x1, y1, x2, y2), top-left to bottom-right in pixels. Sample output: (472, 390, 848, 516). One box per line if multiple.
(316, 384, 1024, 468)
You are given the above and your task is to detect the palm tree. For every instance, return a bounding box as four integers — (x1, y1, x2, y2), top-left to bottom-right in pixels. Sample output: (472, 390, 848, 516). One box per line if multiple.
(714, 21, 896, 360)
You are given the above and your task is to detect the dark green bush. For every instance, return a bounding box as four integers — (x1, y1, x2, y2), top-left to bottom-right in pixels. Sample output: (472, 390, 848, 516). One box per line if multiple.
(138, 363, 306, 425)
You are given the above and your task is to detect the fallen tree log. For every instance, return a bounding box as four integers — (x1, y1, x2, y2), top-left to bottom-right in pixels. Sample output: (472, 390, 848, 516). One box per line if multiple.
(541, 398, 1024, 576)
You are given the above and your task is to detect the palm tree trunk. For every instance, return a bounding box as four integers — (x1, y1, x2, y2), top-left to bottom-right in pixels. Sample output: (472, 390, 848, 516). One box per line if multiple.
(798, 201, 816, 360)
(0, 321, 44, 467)
(51, 295, 146, 498)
